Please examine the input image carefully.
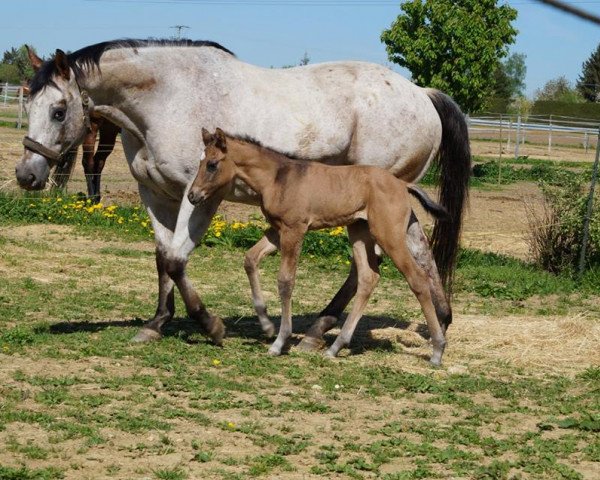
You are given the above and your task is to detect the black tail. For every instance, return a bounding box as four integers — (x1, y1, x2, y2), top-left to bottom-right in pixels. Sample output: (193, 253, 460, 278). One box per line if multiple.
(408, 185, 449, 220)
(426, 89, 471, 294)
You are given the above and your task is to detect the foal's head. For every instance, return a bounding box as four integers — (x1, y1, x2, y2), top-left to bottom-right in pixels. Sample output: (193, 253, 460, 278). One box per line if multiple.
(188, 128, 235, 205)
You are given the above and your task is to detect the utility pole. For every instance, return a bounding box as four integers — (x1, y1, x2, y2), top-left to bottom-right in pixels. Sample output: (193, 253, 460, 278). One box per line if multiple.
(170, 25, 190, 40)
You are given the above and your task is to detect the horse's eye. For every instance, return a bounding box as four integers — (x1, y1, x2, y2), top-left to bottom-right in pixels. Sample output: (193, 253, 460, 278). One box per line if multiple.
(52, 108, 66, 122)
(206, 160, 218, 173)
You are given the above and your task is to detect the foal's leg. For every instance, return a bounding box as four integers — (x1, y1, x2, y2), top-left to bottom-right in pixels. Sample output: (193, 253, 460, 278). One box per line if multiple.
(375, 215, 448, 366)
(269, 228, 304, 356)
(326, 221, 380, 357)
(405, 213, 452, 333)
(244, 228, 280, 338)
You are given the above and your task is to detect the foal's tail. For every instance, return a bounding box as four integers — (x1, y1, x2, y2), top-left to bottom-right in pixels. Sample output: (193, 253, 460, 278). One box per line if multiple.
(407, 185, 449, 220)
(426, 89, 471, 294)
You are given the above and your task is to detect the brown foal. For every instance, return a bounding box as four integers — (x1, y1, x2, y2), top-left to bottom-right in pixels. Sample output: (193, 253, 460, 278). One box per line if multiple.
(189, 128, 451, 365)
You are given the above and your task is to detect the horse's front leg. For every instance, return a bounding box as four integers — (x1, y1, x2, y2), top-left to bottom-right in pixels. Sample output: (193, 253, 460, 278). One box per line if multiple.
(269, 228, 303, 356)
(131, 185, 178, 342)
(244, 228, 280, 338)
(165, 194, 225, 345)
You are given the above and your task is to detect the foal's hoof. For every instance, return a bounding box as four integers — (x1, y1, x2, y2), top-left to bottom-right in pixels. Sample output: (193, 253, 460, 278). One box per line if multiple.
(131, 328, 162, 343)
(267, 346, 281, 356)
(324, 348, 337, 359)
(207, 315, 225, 346)
(296, 335, 326, 352)
(262, 322, 276, 339)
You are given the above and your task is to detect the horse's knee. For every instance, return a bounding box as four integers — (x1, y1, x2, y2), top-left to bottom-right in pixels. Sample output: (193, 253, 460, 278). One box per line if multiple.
(357, 269, 379, 293)
(165, 255, 186, 281)
(244, 253, 257, 274)
(277, 275, 294, 299)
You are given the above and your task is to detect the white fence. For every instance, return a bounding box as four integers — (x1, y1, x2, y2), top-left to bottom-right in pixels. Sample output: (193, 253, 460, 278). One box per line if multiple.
(0, 82, 26, 129)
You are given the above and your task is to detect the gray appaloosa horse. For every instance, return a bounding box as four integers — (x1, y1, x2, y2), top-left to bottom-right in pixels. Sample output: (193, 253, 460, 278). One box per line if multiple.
(15, 39, 470, 349)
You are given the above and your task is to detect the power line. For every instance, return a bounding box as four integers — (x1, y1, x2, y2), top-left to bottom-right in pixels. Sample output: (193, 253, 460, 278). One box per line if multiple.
(532, 0, 600, 24)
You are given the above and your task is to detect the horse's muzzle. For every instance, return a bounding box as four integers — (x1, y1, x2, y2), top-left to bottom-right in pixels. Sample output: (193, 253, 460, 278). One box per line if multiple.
(187, 188, 206, 205)
(15, 155, 48, 190)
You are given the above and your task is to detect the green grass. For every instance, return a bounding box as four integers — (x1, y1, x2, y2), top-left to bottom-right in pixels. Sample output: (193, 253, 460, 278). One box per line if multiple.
(0, 189, 598, 478)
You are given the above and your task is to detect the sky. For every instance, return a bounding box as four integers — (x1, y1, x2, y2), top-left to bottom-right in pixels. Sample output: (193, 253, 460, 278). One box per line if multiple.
(1, 0, 599, 98)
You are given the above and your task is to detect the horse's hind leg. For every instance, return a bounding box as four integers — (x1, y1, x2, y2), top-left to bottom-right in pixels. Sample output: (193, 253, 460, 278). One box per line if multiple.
(90, 121, 119, 203)
(244, 228, 280, 338)
(326, 221, 380, 357)
(82, 122, 99, 201)
(406, 212, 452, 333)
(376, 214, 449, 365)
(297, 258, 358, 351)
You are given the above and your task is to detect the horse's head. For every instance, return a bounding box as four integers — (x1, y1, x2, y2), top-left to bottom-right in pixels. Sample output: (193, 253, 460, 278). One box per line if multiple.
(15, 49, 89, 190)
(188, 128, 235, 205)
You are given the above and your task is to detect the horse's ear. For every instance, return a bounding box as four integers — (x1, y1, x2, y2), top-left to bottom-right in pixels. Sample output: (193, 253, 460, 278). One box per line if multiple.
(54, 49, 70, 80)
(202, 127, 213, 145)
(26, 45, 43, 72)
(215, 128, 227, 152)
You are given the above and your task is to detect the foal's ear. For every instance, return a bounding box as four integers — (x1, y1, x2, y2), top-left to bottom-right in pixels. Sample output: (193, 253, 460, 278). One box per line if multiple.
(54, 49, 70, 80)
(26, 45, 43, 72)
(201, 127, 213, 145)
(214, 128, 228, 152)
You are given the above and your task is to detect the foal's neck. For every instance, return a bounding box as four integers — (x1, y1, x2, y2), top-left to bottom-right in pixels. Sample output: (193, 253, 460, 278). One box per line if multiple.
(228, 138, 290, 193)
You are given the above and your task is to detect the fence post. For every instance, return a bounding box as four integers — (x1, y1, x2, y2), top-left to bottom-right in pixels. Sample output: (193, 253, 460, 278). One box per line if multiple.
(578, 126, 600, 280)
(514, 115, 521, 159)
(498, 114, 503, 184)
(548, 115, 553, 154)
(584, 132, 589, 154)
(17, 86, 24, 129)
(506, 117, 512, 150)
(3, 82, 8, 106)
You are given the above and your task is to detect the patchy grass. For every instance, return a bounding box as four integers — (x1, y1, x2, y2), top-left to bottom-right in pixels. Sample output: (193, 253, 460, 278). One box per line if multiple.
(0, 214, 598, 478)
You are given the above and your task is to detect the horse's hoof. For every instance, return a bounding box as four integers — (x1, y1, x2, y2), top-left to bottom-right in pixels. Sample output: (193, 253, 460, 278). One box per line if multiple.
(261, 322, 276, 339)
(324, 349, 337, 359)
(131, 328, 162, 343)
(208, 316, 225, 346)
(267, 346, 281, 356)
(297, 335, 326, 352)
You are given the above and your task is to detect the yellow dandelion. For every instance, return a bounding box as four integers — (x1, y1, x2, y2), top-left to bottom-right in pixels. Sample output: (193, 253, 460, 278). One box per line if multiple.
(212, 359, 221, 366)
(227, 422, 235, 429)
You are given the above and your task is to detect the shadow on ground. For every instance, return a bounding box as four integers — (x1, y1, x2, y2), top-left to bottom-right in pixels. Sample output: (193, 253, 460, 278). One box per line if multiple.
(48, 312, 430, 357)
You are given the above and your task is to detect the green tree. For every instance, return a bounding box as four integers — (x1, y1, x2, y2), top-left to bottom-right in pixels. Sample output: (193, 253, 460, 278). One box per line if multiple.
(381, 0, 518, 113)
(0, 63, 20, 84)
(577, 43, 600, 102)
(1, 45, 37, 82)
(535, 76, 584, 103)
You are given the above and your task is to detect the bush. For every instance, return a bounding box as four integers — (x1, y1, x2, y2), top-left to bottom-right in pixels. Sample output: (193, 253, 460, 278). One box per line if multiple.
(527, 174, 599, 274)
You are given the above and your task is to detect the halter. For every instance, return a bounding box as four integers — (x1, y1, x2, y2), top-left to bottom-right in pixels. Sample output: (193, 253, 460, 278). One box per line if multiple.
(22, 89, 92, 167)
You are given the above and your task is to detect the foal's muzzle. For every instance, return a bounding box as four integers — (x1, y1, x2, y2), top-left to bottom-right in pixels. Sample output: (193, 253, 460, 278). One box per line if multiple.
(187, 188, 207, 205)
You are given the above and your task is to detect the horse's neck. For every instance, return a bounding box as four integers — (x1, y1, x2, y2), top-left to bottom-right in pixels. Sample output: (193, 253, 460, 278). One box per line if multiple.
(229, 140, 281, 194)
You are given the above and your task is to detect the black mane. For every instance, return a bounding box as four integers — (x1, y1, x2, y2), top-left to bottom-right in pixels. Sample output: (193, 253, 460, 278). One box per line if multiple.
(29, 38, 234, 96)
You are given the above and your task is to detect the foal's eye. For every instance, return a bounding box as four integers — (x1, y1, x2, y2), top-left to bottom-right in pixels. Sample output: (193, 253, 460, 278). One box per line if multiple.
(206, 160, 218, 173)
(52, 108, 66, 122)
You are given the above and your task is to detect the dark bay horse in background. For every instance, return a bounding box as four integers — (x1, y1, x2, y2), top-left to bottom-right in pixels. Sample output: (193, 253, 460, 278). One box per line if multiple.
(27, 46, 119, 203)
(190, 129, 451, 364)
(15, 39, 470, 348)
